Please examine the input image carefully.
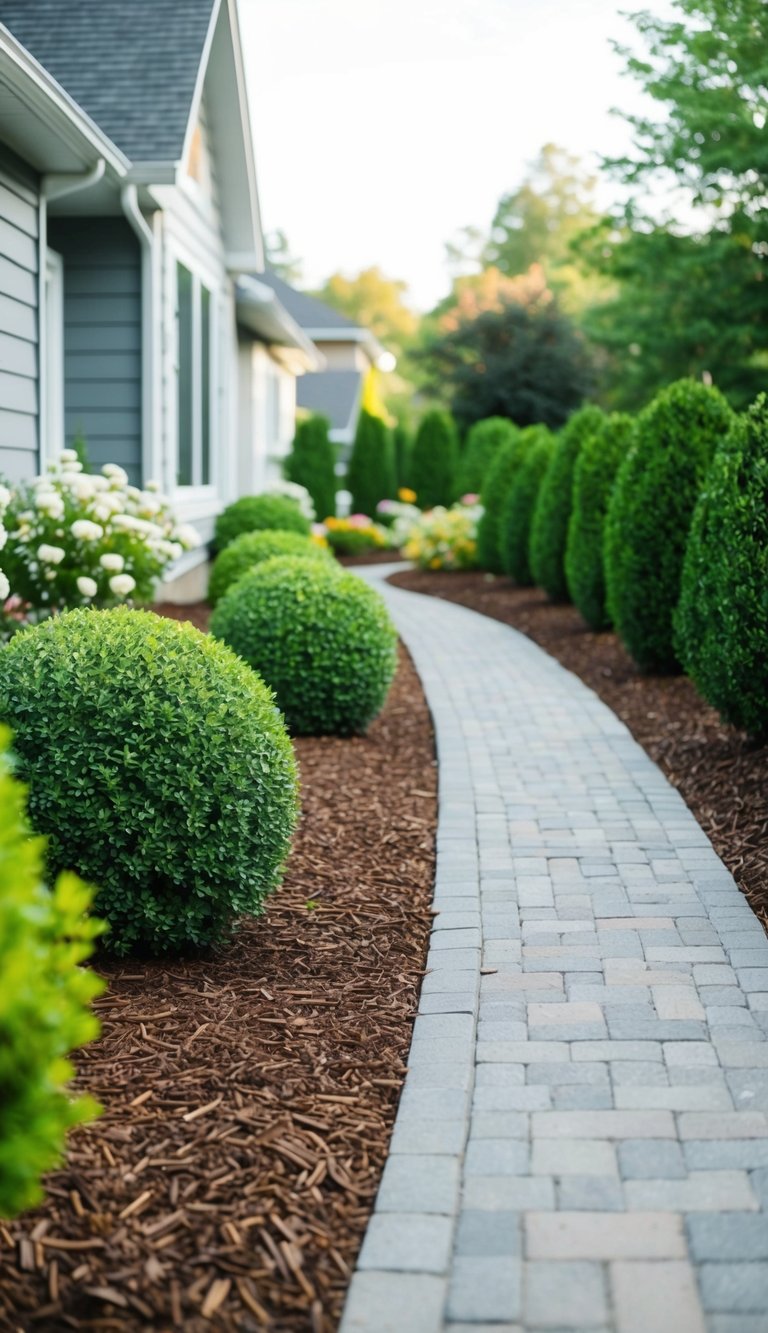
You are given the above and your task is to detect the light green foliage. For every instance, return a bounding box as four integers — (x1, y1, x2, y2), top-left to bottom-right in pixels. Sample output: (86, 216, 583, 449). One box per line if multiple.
(285, 415, 337, 522)
(0, 727, 104, 1218)
(210, 557, 398, 736)
(456, 418, 517, 497)
(346, 411, 397, 517)
(208, 530, 332, 606)
(500, 428, 554, 584)
(529, 405, 604, 601)
(565, 413, 634, 629)
(214, 494, 310, 550)
(476, 427, 528, 572)
(0, 610, 299, 954)
(604, 379, 733, 672)
(675, 396, 768, 737)
(410, 411, 460, 509)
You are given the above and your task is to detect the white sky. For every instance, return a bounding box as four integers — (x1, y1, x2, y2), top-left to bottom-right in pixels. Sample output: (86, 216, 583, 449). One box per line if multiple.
(239, 0, 665, 311)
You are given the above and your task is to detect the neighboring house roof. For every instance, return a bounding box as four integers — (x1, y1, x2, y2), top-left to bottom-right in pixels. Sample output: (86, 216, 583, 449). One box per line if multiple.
(236, 276, 324, 374)
(259, 270, 384, 362)
(297, 371, 363, 439)
(0, 0, 215, 163)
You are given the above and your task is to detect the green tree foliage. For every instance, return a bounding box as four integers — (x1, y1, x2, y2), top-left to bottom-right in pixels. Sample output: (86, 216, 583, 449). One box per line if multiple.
(565, 413, 635, 629)
(604, 379, 733, 672)
(285, 414, 337, 522)
(0, 728, 104, 1218)
(347, 410, 396, 515)
(392, 423, 412, 490)
(500, 428, 555, 584)
(214, 494, 310, 550)
(529, 405, 604, 601)
(675, 396, 768, 738)
(456, 417, 517, 497)
(476, 427, 528, 572)
(410, 410, 460, 509)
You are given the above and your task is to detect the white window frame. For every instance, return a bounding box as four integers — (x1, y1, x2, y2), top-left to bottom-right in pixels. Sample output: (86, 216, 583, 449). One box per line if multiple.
(43, 248, 65, 462)
(172, 252, 219, 498)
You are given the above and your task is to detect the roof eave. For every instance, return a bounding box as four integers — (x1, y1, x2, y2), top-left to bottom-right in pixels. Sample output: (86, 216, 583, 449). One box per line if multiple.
(236, 277, 325, 373)
(301, 325, 384, 362)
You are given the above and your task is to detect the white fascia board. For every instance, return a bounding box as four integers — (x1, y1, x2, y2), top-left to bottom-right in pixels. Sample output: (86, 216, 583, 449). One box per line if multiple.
(125, 161, 180, 186)
(302, 326, 384, 363)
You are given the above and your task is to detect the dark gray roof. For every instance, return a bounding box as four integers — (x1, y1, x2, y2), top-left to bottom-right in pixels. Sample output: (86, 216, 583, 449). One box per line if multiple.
(259, 270, 363, 334)
(0, 0, 215, 161)
(297, 370, 362, 433)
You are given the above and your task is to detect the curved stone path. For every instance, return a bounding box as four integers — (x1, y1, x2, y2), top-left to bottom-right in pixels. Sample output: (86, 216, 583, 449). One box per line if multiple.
(341, 566, 768, 1333)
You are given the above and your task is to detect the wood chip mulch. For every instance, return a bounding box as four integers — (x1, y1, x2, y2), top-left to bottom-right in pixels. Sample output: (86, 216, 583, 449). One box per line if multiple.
(0, 620, 437, 1333)
(390, 569, 768, 930)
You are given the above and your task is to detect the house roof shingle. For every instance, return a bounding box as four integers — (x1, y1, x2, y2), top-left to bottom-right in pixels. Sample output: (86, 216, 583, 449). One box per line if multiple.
(0, 0, 216, 162)
(259, 270, 363, 335)
(297, 370, 362, 435)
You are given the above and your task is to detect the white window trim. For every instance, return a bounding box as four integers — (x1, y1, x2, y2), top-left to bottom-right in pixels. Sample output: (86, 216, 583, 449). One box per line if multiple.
(43, 248, 64, 463)
(172, 253, 219, 496)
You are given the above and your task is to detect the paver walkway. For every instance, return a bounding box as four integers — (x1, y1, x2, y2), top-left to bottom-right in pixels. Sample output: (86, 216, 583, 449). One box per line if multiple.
(341, 567, 768, 1333)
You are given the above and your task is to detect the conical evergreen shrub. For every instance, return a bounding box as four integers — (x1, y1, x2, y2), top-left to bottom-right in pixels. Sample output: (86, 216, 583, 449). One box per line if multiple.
(410, 410, 459, 509)
(675, 396, 768, 737)
(392, 423, 412, 490)
(476, 426, 527, 572)
(499, 427, 554, 584)
(346, 410, 396, 516)
(604, 379, 733, 673)
(565, 413, 634, 630)
(529, 405, 604, 601)
(285, 414, 337, 522)
(456, 417, 517, 497)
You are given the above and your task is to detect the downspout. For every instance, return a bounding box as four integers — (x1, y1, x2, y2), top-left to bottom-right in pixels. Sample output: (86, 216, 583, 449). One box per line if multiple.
(121, 185, 161, 489)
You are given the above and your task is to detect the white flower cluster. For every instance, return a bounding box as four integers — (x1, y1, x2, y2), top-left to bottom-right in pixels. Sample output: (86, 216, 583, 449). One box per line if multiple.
(264, 479, 316, 522)
(0, 482, 10, 602)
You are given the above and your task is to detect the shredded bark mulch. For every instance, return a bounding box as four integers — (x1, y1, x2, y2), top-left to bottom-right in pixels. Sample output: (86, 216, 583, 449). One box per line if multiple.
(0, 625, 437, 1332)
(390, 569, 768, 929)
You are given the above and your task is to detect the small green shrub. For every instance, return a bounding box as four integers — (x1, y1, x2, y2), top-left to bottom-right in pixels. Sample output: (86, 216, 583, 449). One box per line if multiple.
(565, 413, 634, 630)
(605, 379, 734, 672)
(500, 428, 555, 584)
(529, 405, 604, 601)
(456, 417, 517, 498)
(410, 411, 460, 509)
(476, 426, 527, 572)
(0, 727, 104, 1218)
(285, 415, 337, 522)
(675, 396, 768, 737)
(0, 610, 299, 954)
(347, 410, 396, 516)
(324, 516, 388, 557)
(208, 530, 332, 606)
(214, 494, 311, 550)
(210, 557, 397, 736)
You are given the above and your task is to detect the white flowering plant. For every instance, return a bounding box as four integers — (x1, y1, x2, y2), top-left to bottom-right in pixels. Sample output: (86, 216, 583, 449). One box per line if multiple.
(1, 451, 200, 621)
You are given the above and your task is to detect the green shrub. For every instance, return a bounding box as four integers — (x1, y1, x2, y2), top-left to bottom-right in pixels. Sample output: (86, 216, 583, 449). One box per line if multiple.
(565, 413, 634, 630)
(285, 414, 337, 522)
(324, 516, 387, 557)
(0, 610, 298, 954)
(392, 423, 412, 490)
(410, 410, 460, 509)
(456, 417, 517, 498)
(476, 425, 528, 572)
(605, 379, 734, 672)
(347, 410, 396, 516)
(499, 428, 554, 584)
(675, 396, 768, 737)
(529, 405, 604, 601)
(208, 529, 332, 606)
(0, 727, 104, 1218)
(214, 494, 311, 550)
(210, 557, 397, 736)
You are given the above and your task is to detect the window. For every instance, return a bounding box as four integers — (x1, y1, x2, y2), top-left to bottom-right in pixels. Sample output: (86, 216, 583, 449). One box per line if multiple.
(44, 249, 64, 461)
(176, 261, 213, 487)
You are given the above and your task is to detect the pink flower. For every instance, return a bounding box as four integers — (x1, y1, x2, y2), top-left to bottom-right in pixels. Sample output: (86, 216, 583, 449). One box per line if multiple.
(349, 513, 372, 527)
(460, 493, 480, 505)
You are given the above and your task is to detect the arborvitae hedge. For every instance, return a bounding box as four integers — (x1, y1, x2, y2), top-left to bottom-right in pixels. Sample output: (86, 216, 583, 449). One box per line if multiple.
(675, 396, 768, 737)
(499, 427, 554, 584)
(410, 410, 459, 509)
(392, 423, 412, 490)
(476, 425, 527, 572)
(285, 414, 337, 521)
(455, 417, 517, 498)
(529, 404, 604, 601)
(565, 412, 634, 630)
(346, 410, 396, 516)
(604, 378, 733, 673)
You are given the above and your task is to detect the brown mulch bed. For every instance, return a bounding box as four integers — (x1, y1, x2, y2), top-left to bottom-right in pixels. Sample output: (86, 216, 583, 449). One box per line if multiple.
(390, 569, 768, 928)
(336, 550, 401, 568)
(0, 621, 436, 1332)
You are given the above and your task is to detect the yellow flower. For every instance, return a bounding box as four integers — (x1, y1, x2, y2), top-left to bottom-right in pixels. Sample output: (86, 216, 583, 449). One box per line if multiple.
(398, 487, 417, 504)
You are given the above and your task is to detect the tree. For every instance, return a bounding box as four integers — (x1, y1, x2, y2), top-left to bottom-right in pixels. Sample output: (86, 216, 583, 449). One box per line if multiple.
(346, 410, 396, 516)
(565, 413, 634, 629)
(456, 417, 517, 497)
(410, 411, 459, 510)
(500, 428, 555, 585)
(314, 267, 418, 356)
(284, 415, 337, 521)
(529, 405, 604, 601)
(392, 423, 412, 490)
(476, 427, 527, 573)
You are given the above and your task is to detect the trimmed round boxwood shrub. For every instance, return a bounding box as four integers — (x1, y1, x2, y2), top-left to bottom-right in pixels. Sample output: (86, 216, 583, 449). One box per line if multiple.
(285, 414, 337, 522)
(499, 427, 554, 584)
(210, 557, 398, 736)
(214, 494, 311, 550)
(529, 404, 604, 601)
(604, 378, 734, 673)
(0, 727, 104, 1218)
(455, 417, 517, 498)
(675, 396, 768, 737)
(410, 410, 460, 509)
(565, 412, 634, 630)
(208, 529, 332, 606)
(0, 609, 299, 954)
(476, 426, 527, 572)
(347, 410, 396, 517)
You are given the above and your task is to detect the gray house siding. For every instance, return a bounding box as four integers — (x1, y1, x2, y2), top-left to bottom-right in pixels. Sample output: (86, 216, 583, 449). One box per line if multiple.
(0, 146, 39, 483)
(48, 216, 142, 482)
